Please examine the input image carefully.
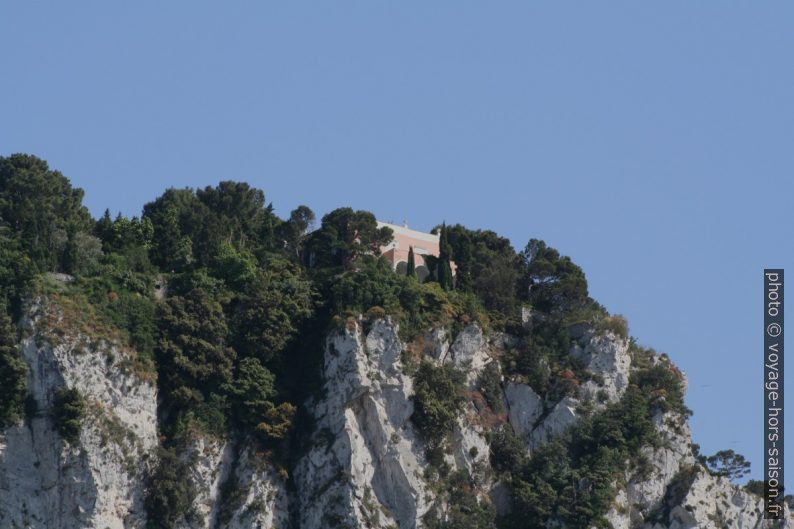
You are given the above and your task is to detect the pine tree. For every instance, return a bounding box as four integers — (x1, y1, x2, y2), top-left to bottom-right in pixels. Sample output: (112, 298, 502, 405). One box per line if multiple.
(437, 224, 454, 290)
(406, 246, 417, 278)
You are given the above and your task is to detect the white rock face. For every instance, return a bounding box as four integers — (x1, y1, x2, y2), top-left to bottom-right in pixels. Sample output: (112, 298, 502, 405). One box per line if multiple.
(505, 382, 543, 441)
(529, 397, 578, 449)
(451, 324, 495, 391)
(0, 298, 158, 529)
(424, 325, 450, 363)
(294, 318, 431, 529)
(178, 436, 234, 529)
(570, 330, 631, 404)
(643, 468, 793, 529)
(225, 446, 290, 529)
(599, 393, 792, 529)
(604, 489, 631, 529)
(450, 404, 491, 484)
(164, 433, 291, 529)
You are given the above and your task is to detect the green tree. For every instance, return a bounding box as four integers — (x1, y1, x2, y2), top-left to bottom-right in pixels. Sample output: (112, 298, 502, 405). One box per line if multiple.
(518, 239, 591, 318)
(230, 259, 315, 367)
(444, 224, 516, 295)
(474, 255, 518, 318)
(145, 182, 282, 271)
(306, 208, 393, 269)
(95, 210, 154, 253)
(0, 227, 35, 311)
(143, 188, 206, 271)
(210, 241, 258, 290)
(156, 290, 236, 426)
(489, 425, 525, 473)
(62, 230, 103, 276)
(0, 154, 93, 273)
(406, 246, 417, 278)
(277, 205, 315, 260)
(0, 305, 27, 428)
(224, 357, 295, 441)
(436, 224, 454, 291)
(195, 181, 280, 257)
(744, 479, 765, 497)
(706, 450, 751, 481)
(226, 357, 276, 425)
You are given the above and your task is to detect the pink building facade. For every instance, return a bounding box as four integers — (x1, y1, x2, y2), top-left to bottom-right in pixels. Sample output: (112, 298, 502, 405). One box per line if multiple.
(377, 221, 454, 281)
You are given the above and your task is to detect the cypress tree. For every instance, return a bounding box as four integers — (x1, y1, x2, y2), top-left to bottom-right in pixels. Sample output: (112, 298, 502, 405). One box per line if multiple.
(406, 246, 417, 278)
(437, 224, 454, 290)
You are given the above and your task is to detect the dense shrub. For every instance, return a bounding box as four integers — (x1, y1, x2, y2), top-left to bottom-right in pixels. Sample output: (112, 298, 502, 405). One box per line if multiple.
(596, 314, 629, 340)
(328, 255, 485, 340)
(489, 425, 526, 473)
(0, 306, 27, 428)
(52, 387, 86, 445)
(631, 355, 690, 417)
(411, 362, 467, 450)
(425, 470, 495, 529)
(479, 362, 504, 413)
(145, 448, 196, 529)
(230, 258, 316, 368)
(155, 290, 236, 433)
(646, 465, 699, 524)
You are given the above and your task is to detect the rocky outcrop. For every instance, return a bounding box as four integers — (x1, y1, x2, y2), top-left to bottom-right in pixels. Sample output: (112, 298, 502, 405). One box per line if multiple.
(175, 436, 290, 529)
(294, 317, 431, 529)
(528, 396, 579, 449)
(570, 330, 631, 404)
(505, 382, 542, 442)
(449, 324, 489, 388)
(225, 446, 289, 529)
(0, 298, 158, 529)
(651, 469, 779, 529)
(178, 436, 234, 529)
(505, 330, 631, 453)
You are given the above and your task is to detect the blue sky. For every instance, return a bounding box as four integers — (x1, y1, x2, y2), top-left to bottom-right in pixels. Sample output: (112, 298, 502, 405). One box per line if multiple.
(2, 2, 792, 486)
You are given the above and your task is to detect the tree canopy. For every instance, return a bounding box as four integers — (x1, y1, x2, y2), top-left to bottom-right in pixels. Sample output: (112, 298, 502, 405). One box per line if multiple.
(0, 154, 94, 275)
(706, 449, 751, 481)
(306, 207, 393, 269)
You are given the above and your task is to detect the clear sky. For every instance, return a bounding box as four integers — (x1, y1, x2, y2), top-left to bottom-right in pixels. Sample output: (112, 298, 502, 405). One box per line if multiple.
(2, 2, 792, 486)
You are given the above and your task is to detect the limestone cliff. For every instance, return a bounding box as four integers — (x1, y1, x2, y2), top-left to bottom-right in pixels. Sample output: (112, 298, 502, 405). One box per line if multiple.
(0, 297, 157, 528)
(0, 298, 788, 529)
